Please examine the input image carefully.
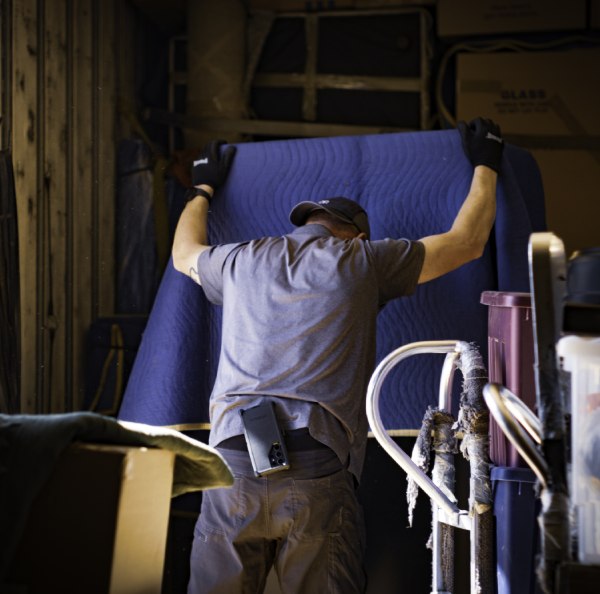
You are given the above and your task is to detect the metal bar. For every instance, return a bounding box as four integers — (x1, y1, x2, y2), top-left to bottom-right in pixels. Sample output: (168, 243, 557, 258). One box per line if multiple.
(433, 352, 460, 593)
(529, 232, 567, 434)
(438, 351, 459, 411)
(368, 340, 501, 594)
(436, 507, 472, 531)
(483, 383, 549, 488)
(432, 505, 444, 592)
(498, 384, 542, 445)
(528, 232, 571, 594)
(365, 340, 469, 519)
(470, 509, 481, 594)
(253, 72, 423, 92)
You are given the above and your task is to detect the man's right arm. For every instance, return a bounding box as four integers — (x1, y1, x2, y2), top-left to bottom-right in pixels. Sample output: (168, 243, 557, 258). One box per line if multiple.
(171, 140, 236, 285)
(172, 187, 213, 285)
(417, 117, 503, 284)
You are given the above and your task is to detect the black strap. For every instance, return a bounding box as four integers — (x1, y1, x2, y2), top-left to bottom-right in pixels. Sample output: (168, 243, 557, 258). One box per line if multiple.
(184, 187, 212, 202)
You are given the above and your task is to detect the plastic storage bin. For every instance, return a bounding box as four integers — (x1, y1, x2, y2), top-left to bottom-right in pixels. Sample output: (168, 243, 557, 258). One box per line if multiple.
(557, 335, 600, 564)
(481, 292, 537, 467)
(491, 466, 541, 594)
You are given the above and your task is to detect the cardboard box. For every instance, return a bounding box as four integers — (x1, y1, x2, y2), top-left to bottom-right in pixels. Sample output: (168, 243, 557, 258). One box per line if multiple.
(456, 49, 600, 135)
(437, 0, 587, 37)
(8, 443, 175, 594)
(455, 48, 600, 256)
(525, 148, 600, 255)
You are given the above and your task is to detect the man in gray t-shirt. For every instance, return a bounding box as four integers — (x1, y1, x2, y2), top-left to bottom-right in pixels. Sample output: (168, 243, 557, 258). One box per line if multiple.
(173, 118, 503, 594)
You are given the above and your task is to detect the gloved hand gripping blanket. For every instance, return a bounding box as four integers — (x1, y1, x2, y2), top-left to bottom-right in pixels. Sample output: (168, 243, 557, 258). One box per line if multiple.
(119, 130, 546, 430)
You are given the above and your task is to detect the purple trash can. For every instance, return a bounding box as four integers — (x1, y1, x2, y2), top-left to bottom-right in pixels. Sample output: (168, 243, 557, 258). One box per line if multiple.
(481, 291, 537, 468)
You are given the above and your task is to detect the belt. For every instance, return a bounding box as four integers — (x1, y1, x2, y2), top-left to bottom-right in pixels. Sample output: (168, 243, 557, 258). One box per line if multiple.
(218, 428, 330, 452)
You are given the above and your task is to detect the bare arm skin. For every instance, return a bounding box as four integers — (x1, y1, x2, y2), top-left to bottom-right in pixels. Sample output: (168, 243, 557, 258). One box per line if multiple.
(172, 166, 497, 286)
(417, 164, 497, 284)
(172, 184, 213, 285)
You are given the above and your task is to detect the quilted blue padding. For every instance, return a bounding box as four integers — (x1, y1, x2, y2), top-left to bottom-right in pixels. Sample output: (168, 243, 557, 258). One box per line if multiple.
(118, 130, 546, 430)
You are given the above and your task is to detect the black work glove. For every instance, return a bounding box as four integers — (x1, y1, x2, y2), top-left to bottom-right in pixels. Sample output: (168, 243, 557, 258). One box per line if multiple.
(457, 117, 504, 173)
(191, 140, 236, 189)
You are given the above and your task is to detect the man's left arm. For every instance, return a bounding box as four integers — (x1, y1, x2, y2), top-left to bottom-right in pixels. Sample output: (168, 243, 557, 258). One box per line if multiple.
(418, 118, 502, 284)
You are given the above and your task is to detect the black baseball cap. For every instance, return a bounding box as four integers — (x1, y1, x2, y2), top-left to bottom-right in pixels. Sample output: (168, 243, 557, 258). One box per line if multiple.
(289, 197, 370, 239)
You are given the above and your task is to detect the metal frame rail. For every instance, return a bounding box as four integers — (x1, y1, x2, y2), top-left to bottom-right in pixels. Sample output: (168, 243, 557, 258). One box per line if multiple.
(366, 340, 492, 594)
(482, 383, 548, 488)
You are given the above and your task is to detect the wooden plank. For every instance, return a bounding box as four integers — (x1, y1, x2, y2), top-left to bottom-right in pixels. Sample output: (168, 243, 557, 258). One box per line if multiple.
(13, 0, 40, 413)
(11, 0, 120, 414)
(0, 0, 12, 149)
(144, 107, 408, 137)
(418, 10, 431, 130)
(71, 0, 94, 410)
(303, 14, 318, 122)
(115, 0, 137, 141)
(43, 0, 69, 412)
(253, 72, 424, 92)
(96, 0, 116, 316)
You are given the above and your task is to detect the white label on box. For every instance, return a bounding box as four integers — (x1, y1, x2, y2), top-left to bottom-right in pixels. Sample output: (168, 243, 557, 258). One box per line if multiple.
(438, 0, 587, 36)
(456, 49, 600, 136)
(456, 49, 600, 256)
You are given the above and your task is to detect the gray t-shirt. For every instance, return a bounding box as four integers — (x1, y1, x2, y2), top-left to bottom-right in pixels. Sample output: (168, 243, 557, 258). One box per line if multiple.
(198, 224, 425, 479)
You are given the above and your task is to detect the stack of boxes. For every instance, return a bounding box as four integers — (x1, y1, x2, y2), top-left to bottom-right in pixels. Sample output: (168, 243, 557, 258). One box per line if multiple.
(437, 0, 599, 256)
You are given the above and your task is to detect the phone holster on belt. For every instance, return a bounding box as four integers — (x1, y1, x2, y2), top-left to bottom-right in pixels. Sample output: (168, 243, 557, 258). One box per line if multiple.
(240, 402, 290, 477)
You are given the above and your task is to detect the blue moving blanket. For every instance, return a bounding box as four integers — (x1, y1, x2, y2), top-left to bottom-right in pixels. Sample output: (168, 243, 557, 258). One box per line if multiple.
(118, 130, 546, 430)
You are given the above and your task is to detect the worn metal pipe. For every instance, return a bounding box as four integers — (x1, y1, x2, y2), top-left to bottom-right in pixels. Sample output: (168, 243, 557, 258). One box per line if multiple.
(366, 340, 468, 520)
(483, 383, 549, 488)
